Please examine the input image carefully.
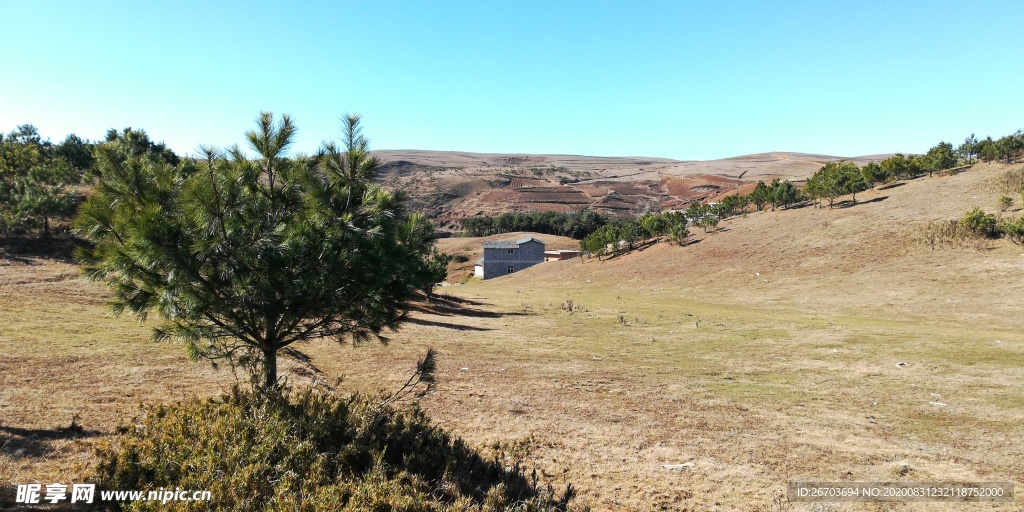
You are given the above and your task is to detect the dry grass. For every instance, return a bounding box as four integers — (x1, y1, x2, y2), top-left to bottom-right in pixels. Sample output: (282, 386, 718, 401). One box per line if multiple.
(989, 166, 1024, 195)
(3, 163, 1024, 510)
(903, 219, 989, 250)
(0, 258, 231, 489)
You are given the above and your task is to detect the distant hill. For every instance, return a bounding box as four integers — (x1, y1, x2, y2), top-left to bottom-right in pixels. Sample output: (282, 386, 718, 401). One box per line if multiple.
(372, 150, 891, 229)
(479, 161, 1024, 326)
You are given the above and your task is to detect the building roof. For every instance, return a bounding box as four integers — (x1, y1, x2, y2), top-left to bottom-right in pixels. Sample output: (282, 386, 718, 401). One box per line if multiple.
(482, 236, 544, 249)
(482, 241, 519, 249)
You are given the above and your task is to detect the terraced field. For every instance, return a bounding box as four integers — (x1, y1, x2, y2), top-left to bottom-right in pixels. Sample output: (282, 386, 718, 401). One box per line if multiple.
(373, 150, 889, 228)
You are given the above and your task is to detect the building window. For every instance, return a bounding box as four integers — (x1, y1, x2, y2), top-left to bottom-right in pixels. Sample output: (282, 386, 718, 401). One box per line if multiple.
(507, 248, 514, 254)
(507, 265, 514, 274)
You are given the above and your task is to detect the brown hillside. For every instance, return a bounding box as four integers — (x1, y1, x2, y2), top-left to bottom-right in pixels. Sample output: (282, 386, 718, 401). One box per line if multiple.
(500, 162, 1024, 324)
(372, 150, 891, 226)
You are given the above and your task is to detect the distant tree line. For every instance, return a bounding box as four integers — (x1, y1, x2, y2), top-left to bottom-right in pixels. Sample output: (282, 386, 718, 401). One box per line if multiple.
(462, 210, 610, 239)
(4, 122, 1024, 241)
(969, 131, 1024, 165)
(800, 135, 1021, 209)
(579, 211, 690, 259)
(0, 124, 181, 236)
(571, 130, 1024, 260)
(0, 125, 90, 235)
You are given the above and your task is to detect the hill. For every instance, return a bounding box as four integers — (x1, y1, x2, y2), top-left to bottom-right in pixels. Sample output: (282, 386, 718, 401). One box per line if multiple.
(513, 162, 1024, 325)
(357, 162, 1024, 509)
(2, 162, 1021, 510)
(372, 150, 890, 228)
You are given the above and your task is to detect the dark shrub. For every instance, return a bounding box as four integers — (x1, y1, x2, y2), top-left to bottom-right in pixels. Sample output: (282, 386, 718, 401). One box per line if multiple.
(961, 207, 999, 238)
(93, 387, 580, 511)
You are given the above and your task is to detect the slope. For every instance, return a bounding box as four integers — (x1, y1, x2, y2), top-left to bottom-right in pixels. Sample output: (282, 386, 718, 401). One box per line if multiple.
(373, 150, 891, 226)
(358, 161, 1024, 509)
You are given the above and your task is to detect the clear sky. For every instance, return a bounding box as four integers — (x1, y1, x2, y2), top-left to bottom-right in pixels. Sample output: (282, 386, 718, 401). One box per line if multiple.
(1, 1, 1022, 160)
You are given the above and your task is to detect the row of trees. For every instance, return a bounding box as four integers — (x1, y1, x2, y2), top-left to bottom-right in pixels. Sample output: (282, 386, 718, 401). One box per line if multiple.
(573, 130, 1024, 261)
(801, 136, 1011, 209)
(462, 130, 1023, 247)
(0, 125, 183, 236)
(962, 131, 1024, 165)
(579, 211, 689, 259)
(462, 210, 609, 239)
(575, 178, 801, 259)
(0, 126, 90, 235)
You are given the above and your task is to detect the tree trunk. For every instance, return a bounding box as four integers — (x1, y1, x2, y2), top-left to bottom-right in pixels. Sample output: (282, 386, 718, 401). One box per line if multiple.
(263, 348, 277, 390)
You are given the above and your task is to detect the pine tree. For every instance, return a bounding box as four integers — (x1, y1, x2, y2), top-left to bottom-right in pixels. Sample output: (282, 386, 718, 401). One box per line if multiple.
(0, 125, 81, 236)
(76, 113, 440, 390)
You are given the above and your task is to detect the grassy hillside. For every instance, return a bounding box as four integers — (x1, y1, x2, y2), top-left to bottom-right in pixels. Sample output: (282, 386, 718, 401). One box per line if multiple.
(2, 163, 1022, 510)
(353, 162, 1024, 509)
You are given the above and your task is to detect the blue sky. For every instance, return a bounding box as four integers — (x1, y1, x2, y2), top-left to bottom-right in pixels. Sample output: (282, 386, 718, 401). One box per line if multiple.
(1, 1, 1021, 160)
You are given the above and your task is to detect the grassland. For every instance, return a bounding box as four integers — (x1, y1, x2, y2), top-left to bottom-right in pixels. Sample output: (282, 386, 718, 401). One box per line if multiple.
(2, 163, 1023, 510)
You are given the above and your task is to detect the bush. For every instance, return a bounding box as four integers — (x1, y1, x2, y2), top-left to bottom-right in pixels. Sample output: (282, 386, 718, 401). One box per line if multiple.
(93, 387, 581, 511)
(452, 254, 470, 264)
(961, 207, 999, 238)
(999, 196, 1014, 211)
(1002, 217, 1024, 245)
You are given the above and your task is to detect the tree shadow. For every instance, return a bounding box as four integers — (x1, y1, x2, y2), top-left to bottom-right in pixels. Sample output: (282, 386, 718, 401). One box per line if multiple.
(781, 201, 814, 211)
(635, 239, 660, 251)
(1, 424, 112, 508)
(409, 295, 528, 319)
(859, 195, 889, 205)
(0, 236, 90, 264)
(405, 317, 494, 331)
(679, 239, 702, 247)
(429, 294, 489, 307)
(878, 182, 906, 190)
(404, 293, 527, 331)
(835, 196, 889, 208)
(0, 423, 102, 460)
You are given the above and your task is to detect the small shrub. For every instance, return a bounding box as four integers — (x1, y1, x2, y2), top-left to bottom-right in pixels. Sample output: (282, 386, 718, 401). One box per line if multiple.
(452, 254, 470, 263)
(92, 387, 582, 511)
(961, 207, 999, 238)
(559, 299, 586, 313)
(1002, 216, 1024, 245)
(999, 195, 1014, 211)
